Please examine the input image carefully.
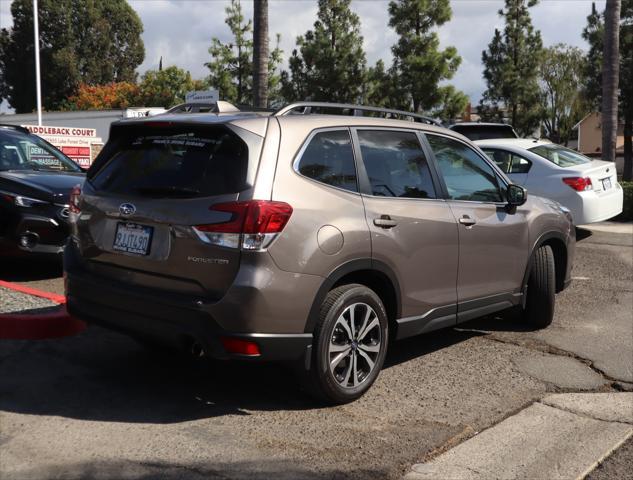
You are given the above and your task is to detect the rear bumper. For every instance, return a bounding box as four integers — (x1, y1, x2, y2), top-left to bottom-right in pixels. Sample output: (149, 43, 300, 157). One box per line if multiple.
(64, 252, 313, 363)
(572, 186, 624, 225)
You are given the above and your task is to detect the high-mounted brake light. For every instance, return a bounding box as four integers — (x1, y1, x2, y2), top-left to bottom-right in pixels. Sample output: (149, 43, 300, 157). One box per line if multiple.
(69, 184, 82, 213)
(193, 200, 293, 250)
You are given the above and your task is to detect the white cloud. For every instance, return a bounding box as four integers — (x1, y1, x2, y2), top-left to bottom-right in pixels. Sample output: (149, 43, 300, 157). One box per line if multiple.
(1, 0, 608, 111)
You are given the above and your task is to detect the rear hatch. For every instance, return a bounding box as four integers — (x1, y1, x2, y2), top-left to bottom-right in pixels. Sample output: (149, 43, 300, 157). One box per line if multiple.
(76, 121, 264, 300)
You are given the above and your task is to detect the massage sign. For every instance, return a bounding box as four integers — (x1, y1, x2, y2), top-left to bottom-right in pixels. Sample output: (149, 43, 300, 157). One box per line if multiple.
(22, 125, 104, 168)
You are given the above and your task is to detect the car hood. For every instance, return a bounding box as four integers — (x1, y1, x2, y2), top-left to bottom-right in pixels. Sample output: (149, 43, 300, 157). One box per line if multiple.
(0, 170, 85, 204)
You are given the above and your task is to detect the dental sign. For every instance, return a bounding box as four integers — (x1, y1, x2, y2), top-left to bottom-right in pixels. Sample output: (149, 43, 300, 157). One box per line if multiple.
(22, 124, 103, 168)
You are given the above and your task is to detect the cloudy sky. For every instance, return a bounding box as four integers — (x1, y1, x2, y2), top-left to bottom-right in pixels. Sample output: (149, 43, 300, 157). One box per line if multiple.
(1, 0, 605, 109)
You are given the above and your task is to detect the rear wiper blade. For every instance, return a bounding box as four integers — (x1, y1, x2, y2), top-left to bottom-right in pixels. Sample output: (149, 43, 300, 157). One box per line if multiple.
(135, 186, 200, 198)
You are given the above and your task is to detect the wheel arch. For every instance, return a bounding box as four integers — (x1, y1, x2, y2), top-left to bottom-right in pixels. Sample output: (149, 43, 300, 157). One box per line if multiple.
(523, 231, 568, 293)
(304, 259, 401, 335)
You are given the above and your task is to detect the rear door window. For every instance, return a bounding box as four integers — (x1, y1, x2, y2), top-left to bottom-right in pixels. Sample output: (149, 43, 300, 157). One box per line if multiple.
(296, 129, 358, 192)
(90, 126, 250, 198)
(357, 130, 437, 199)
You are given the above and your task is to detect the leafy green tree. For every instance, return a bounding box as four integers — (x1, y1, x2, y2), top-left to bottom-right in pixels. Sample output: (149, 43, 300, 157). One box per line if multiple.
(206, 0, 282, 106)
(583, 0, 632, 179)
(137, 66, 195, 108)
(206, 0, 252, 104)
(363, 60, 396, 108)
(0, 0, 144, 113)
(431, 85, 469, 123)
(479, 0, 543, 136)
(281, 0, 367, 103)
(539, 44, 587, 145)
(582, 3, 605, 107)
(387, 0, 462, 113)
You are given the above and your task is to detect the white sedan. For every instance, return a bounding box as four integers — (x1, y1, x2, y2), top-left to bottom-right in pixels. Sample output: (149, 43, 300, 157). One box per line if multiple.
(475, 139, 624, 225)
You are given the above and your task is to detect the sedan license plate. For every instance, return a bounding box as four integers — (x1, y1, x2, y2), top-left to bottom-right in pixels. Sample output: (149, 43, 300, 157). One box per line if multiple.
(113, 222, 153, 255)
(601, 177, 612, 190)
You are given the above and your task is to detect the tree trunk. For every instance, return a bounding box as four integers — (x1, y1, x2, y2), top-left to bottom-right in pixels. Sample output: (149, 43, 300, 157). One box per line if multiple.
(624, 113, 632, 181)
(253, 0, 269, 108)
(601, 0, 621, 162)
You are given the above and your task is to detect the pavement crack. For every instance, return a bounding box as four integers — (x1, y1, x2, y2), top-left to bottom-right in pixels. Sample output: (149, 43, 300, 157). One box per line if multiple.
(538, 400, 633, 425)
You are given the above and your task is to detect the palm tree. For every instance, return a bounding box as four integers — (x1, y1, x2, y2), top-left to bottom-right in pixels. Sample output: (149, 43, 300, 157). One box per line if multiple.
(253, 0, 269, 108)
(602, 0, 621, 162)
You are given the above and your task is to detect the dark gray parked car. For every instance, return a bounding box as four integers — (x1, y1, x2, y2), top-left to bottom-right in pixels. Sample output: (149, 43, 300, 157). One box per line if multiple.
(65, 102, 575, 403)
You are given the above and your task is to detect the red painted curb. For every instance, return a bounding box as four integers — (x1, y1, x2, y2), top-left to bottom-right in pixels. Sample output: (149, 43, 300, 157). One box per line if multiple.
(0, 279, 66, 304)
(0, 304, 85, 340)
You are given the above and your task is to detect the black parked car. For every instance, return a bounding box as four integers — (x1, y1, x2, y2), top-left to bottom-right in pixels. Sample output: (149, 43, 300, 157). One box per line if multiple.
(0, 125, 84, 256)
(449, 122, 519, 141)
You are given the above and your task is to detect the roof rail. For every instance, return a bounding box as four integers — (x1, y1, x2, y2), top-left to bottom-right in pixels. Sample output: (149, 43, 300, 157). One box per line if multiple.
(273, 102, 443, 127)
(0, 124, 31, 134)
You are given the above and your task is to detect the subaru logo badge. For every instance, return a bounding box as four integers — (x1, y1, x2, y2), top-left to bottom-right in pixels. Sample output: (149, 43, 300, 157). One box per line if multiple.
(119, 203, 136, 216)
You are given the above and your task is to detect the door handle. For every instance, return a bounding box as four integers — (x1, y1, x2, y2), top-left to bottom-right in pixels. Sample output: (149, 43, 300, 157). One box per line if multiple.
(459, 215, 476, 226)
(374, 215, 397, 229)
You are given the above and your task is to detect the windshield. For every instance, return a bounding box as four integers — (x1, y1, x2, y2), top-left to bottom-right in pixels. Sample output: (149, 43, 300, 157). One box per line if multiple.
(529, 144, 592, 167)
(90, 125, 250, 198)
(0, 129, 82, 172)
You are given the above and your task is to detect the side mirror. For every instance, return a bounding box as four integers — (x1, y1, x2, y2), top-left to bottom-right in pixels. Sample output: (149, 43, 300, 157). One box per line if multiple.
(507, 184, 527, 207)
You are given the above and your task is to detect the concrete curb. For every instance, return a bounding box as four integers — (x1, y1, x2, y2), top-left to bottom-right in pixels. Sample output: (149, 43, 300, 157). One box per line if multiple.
(0, 304, 85, 339)
(405, 393, 633, 480)
(0, 280, 85, 340)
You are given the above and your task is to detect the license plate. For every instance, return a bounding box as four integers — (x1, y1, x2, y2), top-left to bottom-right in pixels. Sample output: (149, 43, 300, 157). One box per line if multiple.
(601, 177, 612, 190)
(113, 222, 153, 255)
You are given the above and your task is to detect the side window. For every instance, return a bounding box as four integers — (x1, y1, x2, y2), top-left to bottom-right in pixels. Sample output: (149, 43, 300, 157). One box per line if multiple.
(483, 148, 531, 174)
(427, 135, 503, 202)
(296, 130, 358, 192)
(357, 130, 436, 199)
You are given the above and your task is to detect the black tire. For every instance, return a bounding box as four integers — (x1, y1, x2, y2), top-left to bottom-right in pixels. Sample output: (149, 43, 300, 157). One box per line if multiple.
(523, 245, 556, 328)
(307, 284, 389, 404)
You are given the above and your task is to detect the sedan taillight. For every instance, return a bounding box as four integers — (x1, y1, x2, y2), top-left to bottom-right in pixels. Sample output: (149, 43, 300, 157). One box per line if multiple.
(562, 177, 593, 192)
(193, 200, 293, 250)
(69, 185, 82, 213)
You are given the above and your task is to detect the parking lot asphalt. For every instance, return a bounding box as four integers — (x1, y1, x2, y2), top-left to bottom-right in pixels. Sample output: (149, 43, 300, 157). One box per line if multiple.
(0, 226, 632, 480)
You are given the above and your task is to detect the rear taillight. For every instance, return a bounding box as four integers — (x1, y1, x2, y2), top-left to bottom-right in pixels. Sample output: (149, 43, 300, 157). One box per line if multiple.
(220, 337, 261, 356)
(69, 184, 82, 214)
(193, 200, 293, 250)
(562, 177, 593, 192)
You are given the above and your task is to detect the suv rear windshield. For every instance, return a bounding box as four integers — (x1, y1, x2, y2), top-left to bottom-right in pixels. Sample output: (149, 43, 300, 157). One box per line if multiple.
(90, 126, 250, 198)
(450, 125, 517, 141)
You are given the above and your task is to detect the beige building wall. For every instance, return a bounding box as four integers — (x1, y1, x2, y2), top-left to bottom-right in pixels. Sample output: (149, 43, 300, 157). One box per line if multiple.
(578, 112, 625, 155)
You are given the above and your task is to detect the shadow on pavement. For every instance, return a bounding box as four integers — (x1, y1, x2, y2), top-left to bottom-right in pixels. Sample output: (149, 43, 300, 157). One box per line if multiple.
(0, 320, 492, 424)
(575, 227, 593, 242)
(0, 256, 62, 281)
(6, 459, 380, 480)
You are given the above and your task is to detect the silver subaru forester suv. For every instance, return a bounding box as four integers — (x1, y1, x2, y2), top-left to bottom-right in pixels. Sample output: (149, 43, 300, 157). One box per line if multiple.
(65, 102, 575, 403)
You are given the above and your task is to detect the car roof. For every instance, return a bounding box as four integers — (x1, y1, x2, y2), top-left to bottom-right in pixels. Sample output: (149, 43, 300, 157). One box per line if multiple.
(474, 138, 551, 150)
